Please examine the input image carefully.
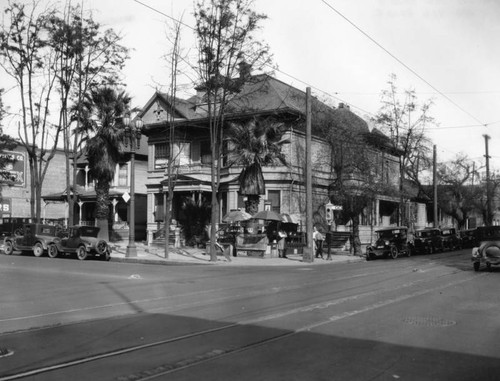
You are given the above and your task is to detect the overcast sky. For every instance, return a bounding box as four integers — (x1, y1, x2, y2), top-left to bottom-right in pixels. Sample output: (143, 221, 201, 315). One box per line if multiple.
(2, 0, 500, 169)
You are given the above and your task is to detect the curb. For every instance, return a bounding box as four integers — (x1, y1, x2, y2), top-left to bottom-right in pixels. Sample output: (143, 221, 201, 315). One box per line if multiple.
(109, 256, 213, 266)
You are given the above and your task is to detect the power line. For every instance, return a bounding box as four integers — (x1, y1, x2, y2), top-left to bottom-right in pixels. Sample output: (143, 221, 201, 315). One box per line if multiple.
(132, 0, 374, 117)
(320, 0, 489, 129)
(132, 0, 495, 166)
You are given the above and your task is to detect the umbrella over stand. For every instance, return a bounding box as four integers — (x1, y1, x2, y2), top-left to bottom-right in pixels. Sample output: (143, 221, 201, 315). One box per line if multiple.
(222, 210, 252, 223)
(251, 210, 282, 221)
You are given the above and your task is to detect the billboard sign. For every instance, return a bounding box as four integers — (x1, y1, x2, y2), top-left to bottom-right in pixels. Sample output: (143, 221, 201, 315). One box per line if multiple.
(0, 198, 12, 216)
(0, 150, 25, 186)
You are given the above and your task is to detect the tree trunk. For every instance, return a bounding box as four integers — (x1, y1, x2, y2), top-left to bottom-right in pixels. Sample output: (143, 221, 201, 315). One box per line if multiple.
(245, 195, 260, 215)
(95, 180, 110, 241)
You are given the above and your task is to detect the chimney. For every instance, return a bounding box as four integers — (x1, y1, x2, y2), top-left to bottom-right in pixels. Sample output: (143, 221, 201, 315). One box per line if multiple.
(238, 61, 252, 80)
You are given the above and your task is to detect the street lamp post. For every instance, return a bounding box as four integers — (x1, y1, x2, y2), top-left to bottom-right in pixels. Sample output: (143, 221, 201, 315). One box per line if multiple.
(123, 116, 143, 257)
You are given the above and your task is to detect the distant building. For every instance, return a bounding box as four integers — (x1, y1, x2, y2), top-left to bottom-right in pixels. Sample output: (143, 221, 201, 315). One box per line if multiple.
(0, 145, 66, 222)
(0, 143, 148, 241)
(41, 141, 148, 241)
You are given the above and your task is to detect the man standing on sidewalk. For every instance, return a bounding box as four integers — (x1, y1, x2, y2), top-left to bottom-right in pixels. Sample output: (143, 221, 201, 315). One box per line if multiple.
(313, 226, 324, 259)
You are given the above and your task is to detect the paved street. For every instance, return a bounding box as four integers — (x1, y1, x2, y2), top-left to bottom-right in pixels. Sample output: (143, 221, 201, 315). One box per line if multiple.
(1, 249, 499, 380)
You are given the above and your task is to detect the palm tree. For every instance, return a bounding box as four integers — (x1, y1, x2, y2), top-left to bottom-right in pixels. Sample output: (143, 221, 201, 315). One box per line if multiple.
(226, 117, 288, 215)
(79, 87, 131, 239)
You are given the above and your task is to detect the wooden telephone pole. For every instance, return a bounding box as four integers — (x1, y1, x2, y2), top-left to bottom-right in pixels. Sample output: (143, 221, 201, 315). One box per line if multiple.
(433, 145, 438, 228)
(484, 134, 492, 225)
(305, 87, 313, 263)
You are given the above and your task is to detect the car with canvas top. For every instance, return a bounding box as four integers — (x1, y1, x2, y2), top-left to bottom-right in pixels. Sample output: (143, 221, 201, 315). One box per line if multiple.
(3, 223, 58, 257)
(413, 228, 443, 254)
(366, 226, 412, 260)
(48, 225, 111, 261)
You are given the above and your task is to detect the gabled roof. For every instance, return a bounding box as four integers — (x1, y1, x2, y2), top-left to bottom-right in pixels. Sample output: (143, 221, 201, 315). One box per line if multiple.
(139, 74, 398, 154)
(140, 75, 310, 128)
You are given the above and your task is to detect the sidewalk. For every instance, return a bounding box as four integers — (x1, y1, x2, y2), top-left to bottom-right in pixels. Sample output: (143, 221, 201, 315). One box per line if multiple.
(109, 242, 364, 266)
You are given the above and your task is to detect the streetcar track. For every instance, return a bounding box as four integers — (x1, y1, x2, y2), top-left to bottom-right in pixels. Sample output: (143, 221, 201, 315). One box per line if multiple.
(0, 267, 482, 381)
(116, 272, 483, 381)
(0, 259, 456, 338)
(0, 263, 434, 332)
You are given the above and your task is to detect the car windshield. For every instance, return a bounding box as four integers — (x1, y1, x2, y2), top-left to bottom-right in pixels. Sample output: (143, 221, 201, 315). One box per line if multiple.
(416, 231, 430, 238)
(377, 229, 403, 239)
(37, 225, 56, 235)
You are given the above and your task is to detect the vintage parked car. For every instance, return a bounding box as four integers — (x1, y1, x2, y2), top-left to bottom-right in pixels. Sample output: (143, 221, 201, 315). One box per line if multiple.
(471, 226, 500, 272)
(366, 226, 412, 260)
(460, 229, 477, 248)
(48, 226, 111, 261)
(3, 223, 58, 257)
(440, 227, 462, 251)
(413, 228, 443, 254)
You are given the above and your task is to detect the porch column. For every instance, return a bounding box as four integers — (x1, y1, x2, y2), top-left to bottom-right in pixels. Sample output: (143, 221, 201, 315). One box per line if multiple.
(375, 198, 380, 226)
(84, 166, 90, 189)
(78, 201, 84, 225)
(111, 199, 119, 223)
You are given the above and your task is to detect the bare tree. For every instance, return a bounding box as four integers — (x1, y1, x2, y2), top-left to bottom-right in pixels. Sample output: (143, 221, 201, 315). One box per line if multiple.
(375, 73, 434, 225)
(159, 16, 187, 258)
(193, 0, 271, 261)
(47, 2, 128, 225)
(0, 1, 62, 221)
(437, 153, 482, 229)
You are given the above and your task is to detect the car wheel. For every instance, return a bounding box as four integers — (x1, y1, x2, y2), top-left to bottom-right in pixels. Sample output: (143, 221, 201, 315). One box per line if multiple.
(390, 246, 399, 259)
(366, 250, 373, 261)
(76, 246, 88, 261)
(4, 241, 14, 255)
(473, 262, 480, 272)
(101, 250, 111, 261)
(47, 244, 58, 259)
(33, 242, 44, 257)
(96, 240, 108, 255)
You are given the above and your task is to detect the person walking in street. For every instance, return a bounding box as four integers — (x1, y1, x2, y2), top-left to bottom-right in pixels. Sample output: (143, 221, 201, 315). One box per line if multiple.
(313, 226, 324, 259)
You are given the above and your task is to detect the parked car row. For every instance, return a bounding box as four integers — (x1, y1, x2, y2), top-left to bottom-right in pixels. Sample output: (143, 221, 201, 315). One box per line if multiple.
(366, 226, 474, 260)
(1, 223, 111, 261)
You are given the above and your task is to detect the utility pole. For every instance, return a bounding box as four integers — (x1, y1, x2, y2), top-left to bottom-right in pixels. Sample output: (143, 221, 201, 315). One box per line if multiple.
(433, 145, 438, 228)
(305, 87, 313, 263)
(484, 134, 492, 226)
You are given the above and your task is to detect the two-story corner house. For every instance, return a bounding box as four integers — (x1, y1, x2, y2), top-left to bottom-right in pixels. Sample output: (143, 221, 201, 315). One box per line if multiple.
(42, 140, 148, 241)
(138, 73, 405, 246)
